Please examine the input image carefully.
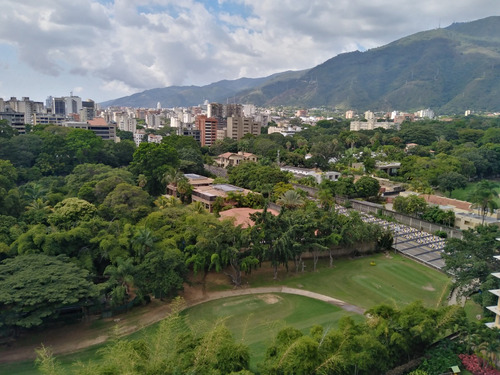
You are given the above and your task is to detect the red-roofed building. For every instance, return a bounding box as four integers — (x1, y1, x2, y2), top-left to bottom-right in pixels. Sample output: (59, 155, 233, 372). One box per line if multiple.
(219, 207, 279, 228)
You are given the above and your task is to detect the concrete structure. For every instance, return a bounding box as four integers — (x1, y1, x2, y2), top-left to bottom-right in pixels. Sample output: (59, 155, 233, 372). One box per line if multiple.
(350, 119, 398, 131)
(63, 118, 116, 141)
(215, 151, 258, 168)
(345, 110, 355, 119)
(0, 109, 25, 134)
(177, 123, 200, 142)
(267, 125, 302, 136)
(166, 173, 214, 197)
(191, 183, 253, 212)
(280, 166, 341, 184)
(224, 103, 243, 118)
(32, 113, 66, 125)
(207, 103, 224, 118)
(486, 255, 500, 329)
(375, 162, 401, 176)
(134, 130, 146, 146)
(3, 97, 44, 124)
(196, 115, 218, 146)
(147, 134, 163, 144)
(225, 116, 261, 140)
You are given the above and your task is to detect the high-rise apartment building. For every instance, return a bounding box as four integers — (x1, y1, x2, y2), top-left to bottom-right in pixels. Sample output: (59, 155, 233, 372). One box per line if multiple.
(196, 115, 218, 146)
(225, 116, 261, 140)
(224, 103, 243, 118)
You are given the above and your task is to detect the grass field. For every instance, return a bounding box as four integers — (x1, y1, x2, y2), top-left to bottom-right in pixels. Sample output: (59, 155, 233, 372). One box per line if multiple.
(228, 253, 452, 309)
(450, 180, 500, 205)
(182, 293, 363, 370)
(0, 252, 452, 374)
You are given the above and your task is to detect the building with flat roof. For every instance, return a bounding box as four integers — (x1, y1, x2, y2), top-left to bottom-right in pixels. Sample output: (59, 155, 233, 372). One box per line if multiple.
(280, 166, 341, 184)
(63, 118, 117, 141)
(191, 183, 253, 212)
(196, 115, 218, 146)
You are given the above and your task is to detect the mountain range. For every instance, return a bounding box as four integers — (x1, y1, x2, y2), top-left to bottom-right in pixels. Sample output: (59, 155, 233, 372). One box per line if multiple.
(102, 16, 500, 114)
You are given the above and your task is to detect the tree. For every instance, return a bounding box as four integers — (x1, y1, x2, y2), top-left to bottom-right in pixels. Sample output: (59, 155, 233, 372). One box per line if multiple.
(0, 254, 98, 333)
(443, 225, 500, 302)
(467, 180, 499, 225)
(101, 183, 152, 222)
(104, 257, 136, 306)
(48, 197, 97, 229)
(393, 195, 427, 217)
(135, 246, 187, 300)
(438, 171, 467, 197)
(354, 176, 380, 199)
(0, 120, 16, 139)
(276, 189, 304, 209)
(129, 142, 179, 195)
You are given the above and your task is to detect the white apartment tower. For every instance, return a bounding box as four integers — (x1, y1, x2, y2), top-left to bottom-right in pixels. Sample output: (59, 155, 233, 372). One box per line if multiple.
(486, 255, 500, 329)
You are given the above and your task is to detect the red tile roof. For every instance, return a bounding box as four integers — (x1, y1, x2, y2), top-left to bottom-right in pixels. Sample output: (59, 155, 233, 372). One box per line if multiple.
(87, 118, 108, 126)
(219, 207, 279, 228)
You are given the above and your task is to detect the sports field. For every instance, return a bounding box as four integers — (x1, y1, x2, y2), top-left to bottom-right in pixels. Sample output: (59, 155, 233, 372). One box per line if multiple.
(0, 252, 452, 374)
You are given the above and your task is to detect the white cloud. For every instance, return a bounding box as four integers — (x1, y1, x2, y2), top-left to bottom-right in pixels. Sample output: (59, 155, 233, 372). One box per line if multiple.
(0, 0, 499, 101)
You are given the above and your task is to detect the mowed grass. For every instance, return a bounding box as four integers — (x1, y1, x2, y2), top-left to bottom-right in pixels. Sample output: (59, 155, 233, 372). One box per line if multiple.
(239, 253, 452, 309)
(1, 252, 451, 374)
(182, 293, 363, 370)
(450, 180, 500, 205)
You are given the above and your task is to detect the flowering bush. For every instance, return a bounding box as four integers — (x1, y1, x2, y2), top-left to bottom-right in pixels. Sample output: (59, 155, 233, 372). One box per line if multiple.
(459, 354, 500, 375)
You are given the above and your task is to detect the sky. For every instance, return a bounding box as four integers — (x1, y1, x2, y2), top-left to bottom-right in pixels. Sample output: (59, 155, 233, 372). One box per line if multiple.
(0, 0, 499, 103)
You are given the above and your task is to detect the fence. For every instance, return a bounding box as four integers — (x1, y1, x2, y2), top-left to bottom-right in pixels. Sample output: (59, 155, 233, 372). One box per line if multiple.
(349, 199, 463, 239)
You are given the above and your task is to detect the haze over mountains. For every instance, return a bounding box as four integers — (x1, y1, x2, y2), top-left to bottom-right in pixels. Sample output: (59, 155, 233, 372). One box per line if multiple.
(103, 16, 500, 114)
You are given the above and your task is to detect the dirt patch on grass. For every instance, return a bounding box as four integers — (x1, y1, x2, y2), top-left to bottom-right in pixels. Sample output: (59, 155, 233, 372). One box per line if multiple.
(422, 284, 436, 291)
(256, 294, 282, 304)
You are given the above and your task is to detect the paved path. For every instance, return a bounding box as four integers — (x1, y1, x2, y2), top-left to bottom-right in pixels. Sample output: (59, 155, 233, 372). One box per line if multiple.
(187, 286, 366, 314)
(0, 287, 364, 363)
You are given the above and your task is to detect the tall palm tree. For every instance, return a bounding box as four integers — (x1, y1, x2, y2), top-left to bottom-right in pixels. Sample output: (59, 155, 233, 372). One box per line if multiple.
(162, 168, 185, 195)
(277, 190, 304, 209)
(467, 180, 499, 224)
(104, 257, 136, 305)
(132, 227, 156, 259)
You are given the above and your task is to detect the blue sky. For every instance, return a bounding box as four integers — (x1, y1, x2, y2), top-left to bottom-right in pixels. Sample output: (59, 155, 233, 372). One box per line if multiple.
(0, 0, 499, 103)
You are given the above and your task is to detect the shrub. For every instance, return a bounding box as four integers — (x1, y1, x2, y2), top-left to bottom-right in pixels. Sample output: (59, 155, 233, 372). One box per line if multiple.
(459, 354, 500, 375)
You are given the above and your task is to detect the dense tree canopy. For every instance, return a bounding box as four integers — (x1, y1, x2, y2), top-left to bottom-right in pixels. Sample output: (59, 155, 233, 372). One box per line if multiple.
(0, 254, 98, 332)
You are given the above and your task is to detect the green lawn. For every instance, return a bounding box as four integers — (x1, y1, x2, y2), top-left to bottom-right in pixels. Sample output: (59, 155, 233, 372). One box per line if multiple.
(1, 252, 452, 374)
(238, 253, 452, 309)
(451, 180, 500, 205)
(181, 293, 364, 370)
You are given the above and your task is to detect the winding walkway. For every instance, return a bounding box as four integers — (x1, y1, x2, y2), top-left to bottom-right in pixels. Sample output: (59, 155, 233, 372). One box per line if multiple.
(0, 287, 364, 364)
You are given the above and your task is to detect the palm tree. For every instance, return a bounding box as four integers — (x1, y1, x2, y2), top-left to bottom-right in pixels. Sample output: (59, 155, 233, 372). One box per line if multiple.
(176, 177, 193, 204)
(104, 257, 135, 306)
(162, 168, 185, 196)
(277, 190, 304, 209)
(468, 180, 499, 225)
(345, 132, 360, 150)
(132, 227, 156, 259)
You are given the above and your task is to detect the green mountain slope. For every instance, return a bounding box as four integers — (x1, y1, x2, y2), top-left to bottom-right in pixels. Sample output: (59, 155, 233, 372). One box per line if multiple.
(104, 16, 500, 113)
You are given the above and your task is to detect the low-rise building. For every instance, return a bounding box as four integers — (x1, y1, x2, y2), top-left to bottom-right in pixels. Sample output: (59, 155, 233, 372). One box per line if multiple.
(280, 166, 341, 184)
(191, 183, 253, 212)
(63, 118, 117, 141)
(215, 151, 258, 168)
(166, 173, 214, 197)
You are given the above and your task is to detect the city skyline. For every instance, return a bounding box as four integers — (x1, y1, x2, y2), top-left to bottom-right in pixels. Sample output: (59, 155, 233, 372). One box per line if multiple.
(1, 0, 499, 103)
